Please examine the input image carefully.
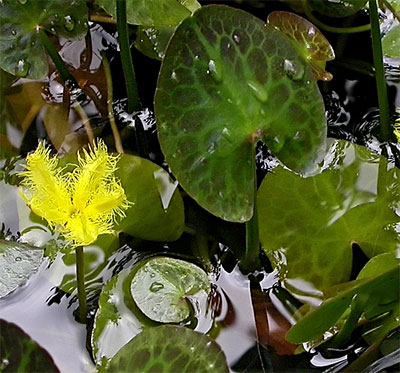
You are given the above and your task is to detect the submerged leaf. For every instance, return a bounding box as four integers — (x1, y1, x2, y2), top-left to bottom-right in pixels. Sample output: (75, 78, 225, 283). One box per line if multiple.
(106, 325, 228, 372)
(156, 5, 326, 222)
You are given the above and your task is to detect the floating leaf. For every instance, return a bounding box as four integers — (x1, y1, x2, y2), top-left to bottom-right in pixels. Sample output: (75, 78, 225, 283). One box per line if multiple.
(0, 319, 59, 372)
(382, 24, 400, 58)
(106, 325, 228, 372)
(0, 0, 88, 79)
(98, 0, 197, 27)
(286, 266, 399, 344)
(134, 26, 175, 60)
(267, 11, 335, 81)
(155, 5, 326, 222)
(131, 257, 210, 323)
(0, 240, 43, 298)
(309, 0, 368, 18)
(115, 154, 184, 242)
(258, 140, 399, 293)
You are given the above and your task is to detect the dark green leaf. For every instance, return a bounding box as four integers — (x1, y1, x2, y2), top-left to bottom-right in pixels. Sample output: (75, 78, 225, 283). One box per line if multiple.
(258, 140, 399, 292)
(115, 154, 184, 242)
(0, 0, 88, 79)
(309, 0, 368, 17)
(131, 257, 210, 323)
(0, 239, 43, 298)
(106, 325, 228, 372)
(155, 5, 326, 222)
(0, 319, 59, 372)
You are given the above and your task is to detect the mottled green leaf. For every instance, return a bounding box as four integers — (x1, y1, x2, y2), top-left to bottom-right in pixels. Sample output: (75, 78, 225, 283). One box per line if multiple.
(98, 0, 194, 27)
(383, 24, 400, 58)
(267, 12, 335, 81)
(107, 325, 228, 373)
(155, 5, 326, 222)
(0, 0, 88, 79)
(0, 239, 43, 298)
(115, 154, 184, 242)
(309, 0, 368, 17)
(286, 266, 399, 343)
(131, 257, 210, 323)
(0, 319, 59, 372)
(258, 140, 399, 293)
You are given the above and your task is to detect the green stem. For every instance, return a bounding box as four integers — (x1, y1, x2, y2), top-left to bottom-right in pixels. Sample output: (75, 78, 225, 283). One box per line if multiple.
(302, 0, 371, 34)
(116, 0, 140, 113)
(75, 246, 87, 323)
(369, 0, 392, 140)
(241, 155, 260, 272)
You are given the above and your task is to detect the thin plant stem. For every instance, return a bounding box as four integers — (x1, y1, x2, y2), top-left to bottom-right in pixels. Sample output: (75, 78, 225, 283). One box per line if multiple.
(89, 13, 117, 24)
(116, 0, 140, 113)
(75, 246, 87, 323)
(102, 53, 124, 153)
(302, 0, 371, 34)
(241, 154, 260, 272)
(74, 104, 95, 146)
(369, 0, 392, 140)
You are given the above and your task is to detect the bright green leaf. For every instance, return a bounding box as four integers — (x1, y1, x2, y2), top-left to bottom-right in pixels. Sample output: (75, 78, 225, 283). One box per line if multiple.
(0, 239, 43, 298)
(106, 325, 228, 373)
(258, 140, 399, 293)
(0, 0, 88, 79)
(115, 154, 184, 242)
(357, 252, 399, 280)
(155, 5, 326, 222)
(131, 257, 210, 323)
(382, 24, 400, 58)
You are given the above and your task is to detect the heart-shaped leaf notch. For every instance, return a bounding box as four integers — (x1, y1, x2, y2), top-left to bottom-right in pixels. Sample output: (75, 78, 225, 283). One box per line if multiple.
(155, 5, 327, 222)
(267, 11, 335, 81)
(0, 0, 88, 79)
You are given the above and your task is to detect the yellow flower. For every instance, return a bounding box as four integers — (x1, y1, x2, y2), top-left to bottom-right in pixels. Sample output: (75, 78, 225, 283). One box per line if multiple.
(19, 140, 131, 247)
(395, 108, 400, 142)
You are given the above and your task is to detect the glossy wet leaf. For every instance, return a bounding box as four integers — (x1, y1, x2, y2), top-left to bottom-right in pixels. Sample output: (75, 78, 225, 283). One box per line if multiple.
(0, 239, 43, 298)
(267, 12, 335, 81)
(0, 319, 59, 372)
(115, 154, 184, 242)
(134, 26, 175, 60)
(155, 5, 326, 222)
(0, 0, 88, 79)
(106, 325, 228, 372)
(357, 252, 399, 280)
(131, 257, 210, 323)
(98, 0, 198, 27)
(382, 24, 400, 58)
(286, 266, 399, 343)
(258, 140, 399, 293)
(309, 0, 368, 17)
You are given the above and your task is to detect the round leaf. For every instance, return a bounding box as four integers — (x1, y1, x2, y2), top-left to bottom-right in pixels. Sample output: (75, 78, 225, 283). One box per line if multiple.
(0, 240, 43, 298)
(0, 0, 88, 79)
(309, 0, 368, 17)
(258, 140, 400, 293)
(115, 154, 184, 242)
(155, 5, 326, 222)
(131, 257, 210, 323)
(107, 325, 228, 372)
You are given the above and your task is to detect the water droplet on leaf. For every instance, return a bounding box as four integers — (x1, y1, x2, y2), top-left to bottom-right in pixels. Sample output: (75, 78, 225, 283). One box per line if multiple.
(149, 282, 164, 292)
(11, 29, 17, 36)
(63, 15, 75, 32)
(15, 59, 30, 77)
(208, 59, 222, 82)
(284, 59, 305, 81)
(247, 80, 268, 103)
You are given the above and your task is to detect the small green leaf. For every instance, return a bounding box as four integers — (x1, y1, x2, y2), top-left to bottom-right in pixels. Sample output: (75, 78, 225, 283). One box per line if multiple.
(258, 140, 399, 293)
(115, 154, 184, 242)
(0, 319, 59, 372)
(0, 239, 43, 298)
(98, 0, 193, 27)
(357, 252, 399, 280)
(106, 325, 228, 372)
(382, 24, 400, 58)
(156, 5, 326, 222)
(131, 257, 210, 323)
(0, 0, 88, 79)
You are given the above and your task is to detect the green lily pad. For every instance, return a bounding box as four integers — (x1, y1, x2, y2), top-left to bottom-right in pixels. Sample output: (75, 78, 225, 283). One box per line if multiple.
(383, 24, 400, 58)
(115, 154, 184, 242)
(106, 325, 228, 372)
(131, 257, 210, 323)
(98, 0, 198, 27)
(155, 5, 326, 222)
(258, 140, 400, 293)
(309, 0, 368, 18)
(286, 265, 399, 344)
(0, 319, 59, 372)
(0, 0, 88, 79)
(267, 11, 335, 81)
(0, 239, 43, 298)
